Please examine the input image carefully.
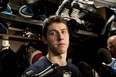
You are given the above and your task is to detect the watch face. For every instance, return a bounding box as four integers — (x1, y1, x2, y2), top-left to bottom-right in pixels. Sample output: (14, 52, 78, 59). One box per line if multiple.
(63, 70, 72, 77)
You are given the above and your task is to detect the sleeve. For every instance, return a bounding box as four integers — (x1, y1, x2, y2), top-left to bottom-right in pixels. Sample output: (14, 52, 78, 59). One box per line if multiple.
(30, 50, 44, 64)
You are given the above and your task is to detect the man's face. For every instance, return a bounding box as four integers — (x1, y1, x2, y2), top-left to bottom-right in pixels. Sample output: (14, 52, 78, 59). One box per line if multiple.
(108, 41, 116, 58)
(44, 22, 69, 55)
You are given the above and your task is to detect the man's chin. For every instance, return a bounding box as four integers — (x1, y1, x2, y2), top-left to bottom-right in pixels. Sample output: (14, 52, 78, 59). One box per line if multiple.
(59, 49, 67, 53)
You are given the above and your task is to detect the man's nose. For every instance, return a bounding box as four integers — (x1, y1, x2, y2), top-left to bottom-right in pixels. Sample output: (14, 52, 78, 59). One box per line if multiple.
(58, 32, 64, 40)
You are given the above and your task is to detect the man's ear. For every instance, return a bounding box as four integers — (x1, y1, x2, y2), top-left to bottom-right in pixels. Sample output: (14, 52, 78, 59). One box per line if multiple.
(107, 46, 111, 50)
(42, 36, 47, 44)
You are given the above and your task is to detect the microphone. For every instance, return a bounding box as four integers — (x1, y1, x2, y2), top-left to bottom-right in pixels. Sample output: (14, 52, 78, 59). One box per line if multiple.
(97, 48, 112, 64)
(97, 48, 116, 73)
(35, 63, 59, 77)
(21, 70, 35, 77)
(21, 63, 59, 77)
(78, 61, 94, 77)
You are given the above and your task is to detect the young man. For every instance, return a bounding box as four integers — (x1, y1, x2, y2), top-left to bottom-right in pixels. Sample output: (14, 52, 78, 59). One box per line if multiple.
(22, 15, 83, 77)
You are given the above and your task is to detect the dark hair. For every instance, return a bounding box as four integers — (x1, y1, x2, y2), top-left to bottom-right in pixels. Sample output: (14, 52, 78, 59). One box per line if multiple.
(42, 15, 68, 38)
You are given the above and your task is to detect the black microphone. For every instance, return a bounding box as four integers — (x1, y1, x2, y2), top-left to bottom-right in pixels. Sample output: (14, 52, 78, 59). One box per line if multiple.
(78, 61, 94, 77)
(98, 48, 116, 73)
(35, 63, 59, 77)
(97, 48, 112, 64)
(21, 70, 35, 77)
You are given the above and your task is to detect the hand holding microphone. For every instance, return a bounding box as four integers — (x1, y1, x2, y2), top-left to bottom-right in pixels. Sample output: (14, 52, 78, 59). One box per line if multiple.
(35, 63, 59, 77)
(21, 63, 59, 77)
(21, 70, 35, 77)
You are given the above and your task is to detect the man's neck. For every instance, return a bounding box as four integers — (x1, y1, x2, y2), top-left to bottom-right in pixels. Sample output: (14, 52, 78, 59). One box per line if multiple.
(46, 53, 67, 66)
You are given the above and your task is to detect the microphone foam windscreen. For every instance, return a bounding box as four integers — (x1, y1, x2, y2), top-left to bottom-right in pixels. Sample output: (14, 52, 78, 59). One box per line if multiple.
(97, 48, 112, 64)
(78, 61, 93, 77)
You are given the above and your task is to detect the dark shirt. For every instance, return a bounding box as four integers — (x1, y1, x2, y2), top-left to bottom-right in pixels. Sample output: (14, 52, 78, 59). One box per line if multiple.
(23, 57, 83, 77)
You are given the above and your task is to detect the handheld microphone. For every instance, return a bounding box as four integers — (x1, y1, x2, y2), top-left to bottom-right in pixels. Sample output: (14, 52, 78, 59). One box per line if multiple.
(21, 63, 59, 77)
(78, 61, 94, 77)
(21, 70, 35, 77)
(97, 48, 112, 64)
(35, 63, 59, 77)
(98, 48, 116, 73)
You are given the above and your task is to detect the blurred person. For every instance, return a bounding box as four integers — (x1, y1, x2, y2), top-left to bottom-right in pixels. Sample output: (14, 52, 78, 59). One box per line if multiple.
(99, 35, 116, 77)
(107, 35, 116, 58)
(26, 42, 44, 65)
(16, 42, 44, 77)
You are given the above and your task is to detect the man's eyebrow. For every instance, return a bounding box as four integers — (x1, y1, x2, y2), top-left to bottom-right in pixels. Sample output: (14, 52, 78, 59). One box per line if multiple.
(49, 28, 67, 32)
(61, 29, 67, 30)
(49, 29, 57, 32)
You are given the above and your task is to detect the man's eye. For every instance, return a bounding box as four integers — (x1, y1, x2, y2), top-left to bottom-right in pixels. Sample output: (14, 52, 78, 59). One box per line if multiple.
(50, 32, 56, 35)
(62, 30, 67, 34)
